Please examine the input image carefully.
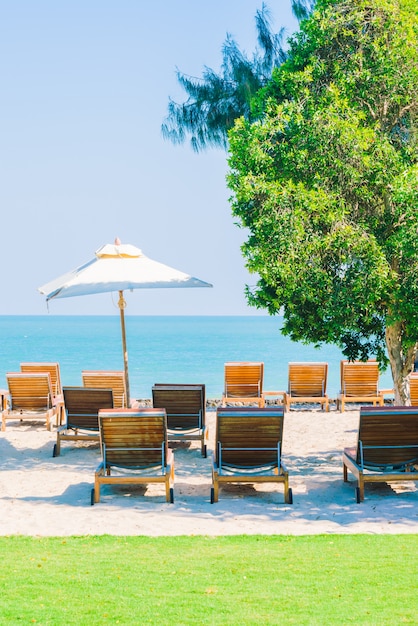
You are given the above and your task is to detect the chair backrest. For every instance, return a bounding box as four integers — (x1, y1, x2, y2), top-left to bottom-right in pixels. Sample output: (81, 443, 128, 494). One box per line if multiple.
(410, 373, 418, 406)
(152, 384, 205, 430)
(63, 387, 114, 430)
(357, 406, 418, 468)
(81, 371, 127, 408)
(7, 372, 54, 411)
(341, 360, 380, 397)
(224, 362, 264, 398)
(98, 408, 168, 469)
(215, 406, 284, 469)
(20, 362, 62, 396)
(288, 362, 328, 397)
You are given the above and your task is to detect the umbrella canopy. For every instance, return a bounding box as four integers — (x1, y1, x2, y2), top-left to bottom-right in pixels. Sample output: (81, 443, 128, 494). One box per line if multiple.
(38, 240, 212, 405)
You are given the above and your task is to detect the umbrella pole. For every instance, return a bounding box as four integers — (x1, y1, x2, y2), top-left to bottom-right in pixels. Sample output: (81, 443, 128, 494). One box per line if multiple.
(118, 290, 131, 407)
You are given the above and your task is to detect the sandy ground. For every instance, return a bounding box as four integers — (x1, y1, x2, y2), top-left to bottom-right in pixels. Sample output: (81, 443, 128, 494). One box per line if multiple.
(1, 407, 418, 536)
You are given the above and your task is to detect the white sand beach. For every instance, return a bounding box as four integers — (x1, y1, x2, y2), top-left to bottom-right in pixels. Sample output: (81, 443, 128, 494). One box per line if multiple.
(1, 407, 418, 536)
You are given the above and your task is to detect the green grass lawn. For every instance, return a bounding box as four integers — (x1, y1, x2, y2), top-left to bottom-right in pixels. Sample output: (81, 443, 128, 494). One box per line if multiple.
(1, 535, 417, 625)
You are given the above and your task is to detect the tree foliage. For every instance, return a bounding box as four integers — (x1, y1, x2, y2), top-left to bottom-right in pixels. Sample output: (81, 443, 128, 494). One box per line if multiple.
(228, 0, 418, 402)
(161, 1, 315, 152)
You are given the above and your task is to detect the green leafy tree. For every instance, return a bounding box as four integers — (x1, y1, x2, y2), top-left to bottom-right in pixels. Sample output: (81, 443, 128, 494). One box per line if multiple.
(162, 1, 314, 152)
(228, 0, 418, 403)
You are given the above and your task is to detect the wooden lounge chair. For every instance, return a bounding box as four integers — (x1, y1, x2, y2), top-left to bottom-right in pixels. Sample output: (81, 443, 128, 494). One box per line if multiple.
(343, 406, 418, 502)
(337, 360, 384, 412)
(409, 373, 418, 406)
(2, 372, 59, 431)
(53, 387, 114, 456)
(0, 388, 8, 410)
(283, 362, 329, 411)
(20, 362, 63, 397)
(20, 362, 64, 424)
(82, 370, 127, 408)
(152, 384, 207, 456)
(92, 408, 175, 505)
(211, 406, 292, 504)
(222, 362, 265, 407)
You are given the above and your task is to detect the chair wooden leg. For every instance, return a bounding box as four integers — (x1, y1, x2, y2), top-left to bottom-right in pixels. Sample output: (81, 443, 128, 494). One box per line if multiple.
(357, 475, 365, 502)
(94, 475, 101, 503)
(283, 474, 291, 503)
(211, 469, 219, 503)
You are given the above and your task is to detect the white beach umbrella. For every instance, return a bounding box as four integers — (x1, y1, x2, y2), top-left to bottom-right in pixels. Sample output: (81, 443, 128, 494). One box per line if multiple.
(38, 239, 212, 405)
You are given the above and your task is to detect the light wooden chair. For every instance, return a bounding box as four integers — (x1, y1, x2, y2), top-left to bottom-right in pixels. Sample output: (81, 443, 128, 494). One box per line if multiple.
(283, 362, 329, 411)
(152, 384, 207, 456)
(82, 371, 127, 408)
(337, 360, 384, 412)
(222, 362, 265, 407)
(343, 406, 418, 502)
(2, 372, 59, 431)
(20, 362, 64, 424)
(92, 408, 175, 505)
(409, 373, 418, 406)
(211, 406, 292, 504)
(20, 362, 62, 397)
(54, 387, 114, 456)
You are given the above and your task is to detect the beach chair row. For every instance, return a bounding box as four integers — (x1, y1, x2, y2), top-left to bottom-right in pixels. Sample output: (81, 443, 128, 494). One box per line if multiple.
(0, 366, 131, 432)
(0, 365, 208, 460)
(1, 358, 413, 434)
(222, 360, 400, 411)
(2, 370, 418, 504)
(81, 404, 418, 506)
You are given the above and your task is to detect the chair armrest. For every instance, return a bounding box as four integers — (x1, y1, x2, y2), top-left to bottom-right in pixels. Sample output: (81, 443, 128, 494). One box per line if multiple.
(262, 390, 286, 399)
(379, 388, 394, 397)
(95, 461, 105, 475)
(279, 460, 289, 474)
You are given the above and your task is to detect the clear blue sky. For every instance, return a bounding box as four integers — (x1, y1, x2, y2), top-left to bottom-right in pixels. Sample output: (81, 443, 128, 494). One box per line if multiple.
(0, 1, 298, 315)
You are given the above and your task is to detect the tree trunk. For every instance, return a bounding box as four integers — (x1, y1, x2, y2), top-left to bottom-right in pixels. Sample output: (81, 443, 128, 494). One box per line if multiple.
(385, 322, 416, 405)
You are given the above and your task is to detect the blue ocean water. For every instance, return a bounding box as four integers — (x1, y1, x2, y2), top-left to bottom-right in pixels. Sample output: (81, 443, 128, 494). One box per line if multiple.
(0, 315, 393, 399)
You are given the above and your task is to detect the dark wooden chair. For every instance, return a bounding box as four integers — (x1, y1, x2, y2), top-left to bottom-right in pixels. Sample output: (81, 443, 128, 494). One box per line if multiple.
(343, 406, 418, 502)
(92, 408, 174, 505)
(53, 387, 114, 456)
(211, 406, 292, 504)
(152, 384, 207, 456)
